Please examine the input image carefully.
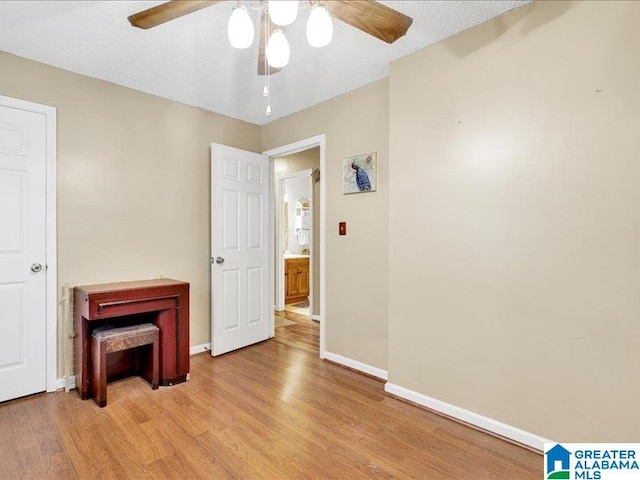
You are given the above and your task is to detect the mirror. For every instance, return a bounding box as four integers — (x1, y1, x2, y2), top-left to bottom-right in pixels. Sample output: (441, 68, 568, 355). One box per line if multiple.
(295, 196, 310, 246)
(282, 195, 289, 251)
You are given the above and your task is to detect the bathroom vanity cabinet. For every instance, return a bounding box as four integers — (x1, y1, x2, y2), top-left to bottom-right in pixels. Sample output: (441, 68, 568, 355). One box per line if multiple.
(285, 257, 309, 304)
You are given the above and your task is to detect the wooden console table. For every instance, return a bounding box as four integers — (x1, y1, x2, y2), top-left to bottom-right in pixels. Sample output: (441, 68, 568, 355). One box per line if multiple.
(74, 278, 190, 400)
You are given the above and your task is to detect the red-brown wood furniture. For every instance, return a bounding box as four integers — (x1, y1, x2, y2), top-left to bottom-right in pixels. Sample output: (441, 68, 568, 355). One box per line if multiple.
(90, 323, 160, 407)
(74, 278, 190, 401)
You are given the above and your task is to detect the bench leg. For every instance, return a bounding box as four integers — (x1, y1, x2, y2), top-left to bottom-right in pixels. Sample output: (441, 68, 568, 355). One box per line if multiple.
(91, 336, 108, 407)
(151, 331, 159, 390)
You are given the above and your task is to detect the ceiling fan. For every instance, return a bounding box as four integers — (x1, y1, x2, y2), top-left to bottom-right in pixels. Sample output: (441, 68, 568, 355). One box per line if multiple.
(128, 1, 414, 76)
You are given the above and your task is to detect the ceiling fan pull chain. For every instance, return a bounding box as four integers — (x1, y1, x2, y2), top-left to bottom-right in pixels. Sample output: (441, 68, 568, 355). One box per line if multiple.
(264, 3, 272, 117)
(266, 65, 272, 116)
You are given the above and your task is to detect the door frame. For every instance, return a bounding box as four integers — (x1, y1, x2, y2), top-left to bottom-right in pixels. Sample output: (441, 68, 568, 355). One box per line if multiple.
(0, 95, 57, 393)
(275, 169, 313, 313)
(264, 135, 326, 358)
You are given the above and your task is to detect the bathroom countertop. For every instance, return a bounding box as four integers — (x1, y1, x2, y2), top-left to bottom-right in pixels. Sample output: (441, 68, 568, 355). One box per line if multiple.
(284, 254, 310, 259)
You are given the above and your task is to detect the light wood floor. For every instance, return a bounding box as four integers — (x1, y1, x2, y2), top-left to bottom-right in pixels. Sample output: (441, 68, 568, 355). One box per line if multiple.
(273, 307, 319, 355)
(0, 340, 540, 479)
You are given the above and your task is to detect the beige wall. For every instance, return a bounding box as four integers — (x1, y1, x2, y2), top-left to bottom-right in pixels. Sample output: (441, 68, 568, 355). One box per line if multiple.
(274, 148, 320, 317)
(0, 51, 261, 376)
(263, 80, 389, 370)
(389, 0, 640, 441)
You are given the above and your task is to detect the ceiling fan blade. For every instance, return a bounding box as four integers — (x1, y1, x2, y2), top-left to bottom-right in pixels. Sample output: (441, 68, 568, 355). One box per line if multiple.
(258, 10, 281, 76)
(327, 0, 413, 44)
(128, 0, 222, 30)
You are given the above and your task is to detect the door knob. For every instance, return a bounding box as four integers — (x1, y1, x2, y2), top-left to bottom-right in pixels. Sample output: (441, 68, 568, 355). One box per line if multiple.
(30, 263, 43, 273)
(215, 257, 225, 265)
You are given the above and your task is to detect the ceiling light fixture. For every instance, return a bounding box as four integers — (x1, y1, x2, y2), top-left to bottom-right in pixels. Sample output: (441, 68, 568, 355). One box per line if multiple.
(306, 4, 333, 48)
(268, 0, 298, 26)
(227, 5, 254, 49)
(227, 1, 334, 117)
(266, 29, 290, 68)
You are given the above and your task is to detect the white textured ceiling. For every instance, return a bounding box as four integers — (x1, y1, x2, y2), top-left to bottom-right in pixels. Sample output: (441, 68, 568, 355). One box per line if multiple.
(0, 1, 528, 125)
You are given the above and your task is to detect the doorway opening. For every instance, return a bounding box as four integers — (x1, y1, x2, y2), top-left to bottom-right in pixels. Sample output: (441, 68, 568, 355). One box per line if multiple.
(275, 164, 317, 354)
(264, 135, 326, 357)
(277, 168, 313, 314)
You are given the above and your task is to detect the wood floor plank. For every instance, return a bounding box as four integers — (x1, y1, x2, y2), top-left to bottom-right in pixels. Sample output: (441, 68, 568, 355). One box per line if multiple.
(0, 340, 541, 479)
(274, 309, 319, 355)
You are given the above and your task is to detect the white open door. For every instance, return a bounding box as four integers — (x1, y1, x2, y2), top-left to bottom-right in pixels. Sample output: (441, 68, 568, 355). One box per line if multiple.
(0, 104, 47, 402)
(211, 144, 271, 356)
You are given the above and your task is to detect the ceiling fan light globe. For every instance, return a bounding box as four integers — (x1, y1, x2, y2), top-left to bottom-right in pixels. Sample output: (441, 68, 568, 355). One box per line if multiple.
(266, 30, 290, 68)
(268, 1, 299, 26)
(228, 5, 254, 49)
(306, 5, 333, 48)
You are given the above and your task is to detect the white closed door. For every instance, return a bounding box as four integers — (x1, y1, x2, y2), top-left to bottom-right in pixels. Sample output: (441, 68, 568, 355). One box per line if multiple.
(211, 143, 271, 356)
(0, 104, 47, 402)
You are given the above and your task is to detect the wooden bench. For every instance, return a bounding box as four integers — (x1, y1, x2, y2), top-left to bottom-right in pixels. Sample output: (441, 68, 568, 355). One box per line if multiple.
(90, 323, 159, 407)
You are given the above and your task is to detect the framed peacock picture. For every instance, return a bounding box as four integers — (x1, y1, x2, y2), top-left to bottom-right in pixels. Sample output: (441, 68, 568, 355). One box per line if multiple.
(343, 152, 377, 194)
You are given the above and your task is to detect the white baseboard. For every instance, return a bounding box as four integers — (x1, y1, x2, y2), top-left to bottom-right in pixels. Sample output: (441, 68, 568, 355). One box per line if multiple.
(311, 314, 321, 322)
(190, 343, 211, 355)
(56, 375, 76, 390)
(384, 382, 551, 451)
(323, 351, 388, 380)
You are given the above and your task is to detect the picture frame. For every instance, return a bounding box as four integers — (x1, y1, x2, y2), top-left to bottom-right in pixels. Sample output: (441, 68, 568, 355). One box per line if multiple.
(343, 152, 377, 194)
